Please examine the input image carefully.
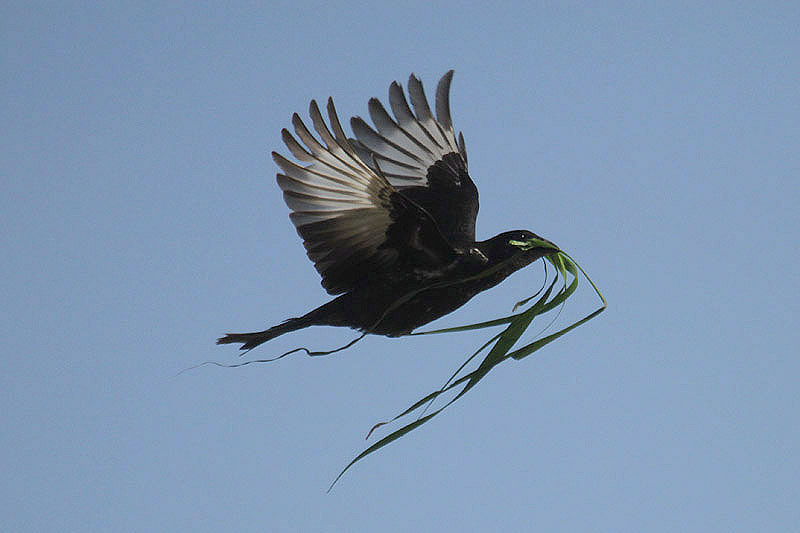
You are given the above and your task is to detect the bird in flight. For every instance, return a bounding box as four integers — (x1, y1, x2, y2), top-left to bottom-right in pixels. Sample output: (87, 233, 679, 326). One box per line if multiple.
(218, 71, 558, 351)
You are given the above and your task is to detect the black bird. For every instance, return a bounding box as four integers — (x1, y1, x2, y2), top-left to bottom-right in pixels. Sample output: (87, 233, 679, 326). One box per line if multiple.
(218, 71, 558, 350)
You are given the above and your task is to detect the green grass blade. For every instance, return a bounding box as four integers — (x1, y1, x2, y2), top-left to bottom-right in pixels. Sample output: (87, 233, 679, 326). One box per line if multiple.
(328, 244, 606, 491)
(410, 314, 517, 335)
(328, 410, 440, 492)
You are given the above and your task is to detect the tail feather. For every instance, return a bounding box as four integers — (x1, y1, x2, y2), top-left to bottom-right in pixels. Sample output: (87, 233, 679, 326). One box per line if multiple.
(218, 297, 349, 351)
(216, 317, 307, 350)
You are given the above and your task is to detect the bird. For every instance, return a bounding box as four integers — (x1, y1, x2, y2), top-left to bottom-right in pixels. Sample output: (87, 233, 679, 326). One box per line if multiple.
(218, 71, 558, 351)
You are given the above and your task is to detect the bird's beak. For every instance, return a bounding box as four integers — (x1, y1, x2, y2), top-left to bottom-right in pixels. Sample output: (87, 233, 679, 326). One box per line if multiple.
(509, 236, 560, 254)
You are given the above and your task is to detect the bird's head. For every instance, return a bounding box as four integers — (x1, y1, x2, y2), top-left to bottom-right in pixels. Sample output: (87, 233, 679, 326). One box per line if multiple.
(484, 230, 560, 265)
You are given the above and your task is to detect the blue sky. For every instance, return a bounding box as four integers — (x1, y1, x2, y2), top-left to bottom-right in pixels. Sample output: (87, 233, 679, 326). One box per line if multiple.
(3, 2, 799, 531)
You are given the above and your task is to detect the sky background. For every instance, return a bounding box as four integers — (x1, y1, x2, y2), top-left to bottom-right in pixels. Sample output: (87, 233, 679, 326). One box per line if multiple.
(3, 2, 799, 531)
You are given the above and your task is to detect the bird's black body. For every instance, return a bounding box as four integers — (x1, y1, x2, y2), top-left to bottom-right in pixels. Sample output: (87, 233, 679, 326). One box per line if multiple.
(218, 71, 556, 350)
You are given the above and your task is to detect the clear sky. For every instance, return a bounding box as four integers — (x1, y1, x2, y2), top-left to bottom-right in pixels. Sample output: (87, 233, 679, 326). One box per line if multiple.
(3, 2, 799, 531)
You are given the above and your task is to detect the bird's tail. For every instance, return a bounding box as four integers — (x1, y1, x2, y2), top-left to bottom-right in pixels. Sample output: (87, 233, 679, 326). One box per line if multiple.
(216, 317, 308, 351)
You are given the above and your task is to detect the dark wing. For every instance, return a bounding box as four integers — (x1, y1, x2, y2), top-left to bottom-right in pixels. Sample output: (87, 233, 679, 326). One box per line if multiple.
(274, 98, 456, 295)
(350, 71, 479, 247)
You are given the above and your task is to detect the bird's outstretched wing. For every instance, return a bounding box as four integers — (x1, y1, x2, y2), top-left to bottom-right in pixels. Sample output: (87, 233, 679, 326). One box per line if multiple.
(274, 99, 455, 295)
(350, 71, 479, 247)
